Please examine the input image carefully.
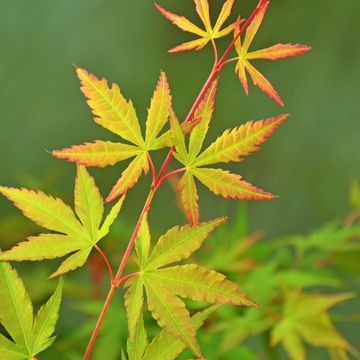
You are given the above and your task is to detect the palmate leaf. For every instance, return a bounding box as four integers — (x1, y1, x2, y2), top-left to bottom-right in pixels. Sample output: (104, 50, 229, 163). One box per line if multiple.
(192, 168, 274, 200)
(177, 171, 199, 226)
(0, 166, 124, 277)
(142, 306, 217, 360)
(52, 69, 174, 201)
(124, 217, 257, 357)
(144, 276, 200, 356)
(271, 291, 354, 360)
(171, 81, 287, 224)
(125, 214, 151, 340)
(0, 260, 62, 359)
(122, 307, 217, 360)
(155, 0, 235, 53)
(107, 152, 149, 202)
(234, 2, 311, 105)
(126, 316, 148, 360)
(194, 114, 288, 166)
(52, 140, 141, 168)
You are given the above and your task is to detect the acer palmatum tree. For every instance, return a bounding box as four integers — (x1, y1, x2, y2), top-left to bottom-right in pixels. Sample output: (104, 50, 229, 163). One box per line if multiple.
(0, 1, 315, 359)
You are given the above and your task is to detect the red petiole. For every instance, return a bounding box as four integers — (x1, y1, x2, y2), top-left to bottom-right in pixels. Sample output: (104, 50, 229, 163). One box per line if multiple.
(83, 2, 265, 358)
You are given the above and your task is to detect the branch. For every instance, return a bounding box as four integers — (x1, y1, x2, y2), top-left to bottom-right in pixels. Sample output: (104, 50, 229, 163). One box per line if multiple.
(82, 2, 265, 358)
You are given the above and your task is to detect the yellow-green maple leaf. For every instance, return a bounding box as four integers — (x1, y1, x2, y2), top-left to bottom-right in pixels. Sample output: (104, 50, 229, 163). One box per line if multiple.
(124, 217, 257, 357)
(170, 81, 288, 224)
(0, 260, 63, 359)
(52, 69, 175, 201)
(155, 0, 235, 53)
(0, 166, 125, 277)
(271, 291, 354, 360)
(122, 307, 217, 360)
(234, 2, 311, 106)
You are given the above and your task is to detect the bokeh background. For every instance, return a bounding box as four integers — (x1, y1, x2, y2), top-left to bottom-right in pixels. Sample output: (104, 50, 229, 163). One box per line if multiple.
(0, 0, 359, 358)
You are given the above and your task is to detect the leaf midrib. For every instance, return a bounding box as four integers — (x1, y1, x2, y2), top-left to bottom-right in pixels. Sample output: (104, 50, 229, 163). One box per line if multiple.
(144, 277, 197, 355)
(146, 75, 167, 147)
(188, 80, 217, 161)
(145, 221, 218, 270)
(79, 167, 97, 242)
(194, 115, 285, 166)
(82, 73, 144, 147)
(13, 191, 90, 244)
(193, 168, 272, 198)
(2, 263, 32, 354)
(0, 334, 28, 358)
(150, 268, 244, 303)
(32, 294, 58, 354)
(129, 277, 143, 339)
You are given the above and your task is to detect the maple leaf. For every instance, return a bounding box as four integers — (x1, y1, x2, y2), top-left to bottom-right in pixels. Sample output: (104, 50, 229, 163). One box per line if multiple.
(124, 215, 257, 357)
(234, 2, 311, 106)
(52, 69, 178, 202)
(271, 291, 354, 360)
(155, 0, 236, 53)
(0, 259, 63, 359)
(122, 306, 217, 360)
(170, 80, 288, 224)
(0, 166, 125, 277)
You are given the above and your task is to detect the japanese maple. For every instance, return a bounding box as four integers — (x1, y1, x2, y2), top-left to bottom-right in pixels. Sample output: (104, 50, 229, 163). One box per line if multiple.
(0, 1, 320, 359)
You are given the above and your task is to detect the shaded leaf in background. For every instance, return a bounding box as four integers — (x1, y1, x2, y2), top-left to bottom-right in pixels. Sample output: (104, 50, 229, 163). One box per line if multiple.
(350, 179, 360, 210)
(271, 291, 354, 360)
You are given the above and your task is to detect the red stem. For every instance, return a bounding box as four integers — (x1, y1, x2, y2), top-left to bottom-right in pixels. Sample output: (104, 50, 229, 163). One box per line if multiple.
(211, 39, 219, 67)
(94, 244, 114, 283)
(147, 152, 156, 184)
(113, 188, 156, 281)
(221, 57, 239, 67)
(116, 271, 140, 287)
(218, 0, 265, 67)
(83, 3, 265, 358)
(156, 147, 175, 185)
(83, 189, 155, 360)
(82, 286, 116, 360)
(158, 167, 186, 184)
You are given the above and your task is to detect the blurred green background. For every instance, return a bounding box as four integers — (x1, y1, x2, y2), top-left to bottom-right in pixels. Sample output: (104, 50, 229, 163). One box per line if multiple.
(0, 0, 359, 359)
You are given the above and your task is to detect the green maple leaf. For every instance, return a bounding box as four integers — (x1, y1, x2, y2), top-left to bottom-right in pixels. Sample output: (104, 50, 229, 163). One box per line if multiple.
(271, 291, 354, 360)
(122, 306, 217, 360)
(170, 80, 288, 224)
(0, 166, 124, 277)
(124, 215, 257, 357)
(0, 260, 63, 359)
(155, 0, 236, 53)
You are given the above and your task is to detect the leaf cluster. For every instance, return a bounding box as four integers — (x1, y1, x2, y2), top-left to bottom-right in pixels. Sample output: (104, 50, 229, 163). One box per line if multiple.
(124, 215, 257, 357)
(0, 166, 124, 277)
(0, 260, 62, 360)
(0, 0, 317, 359)
(200, 205, 360, 360)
